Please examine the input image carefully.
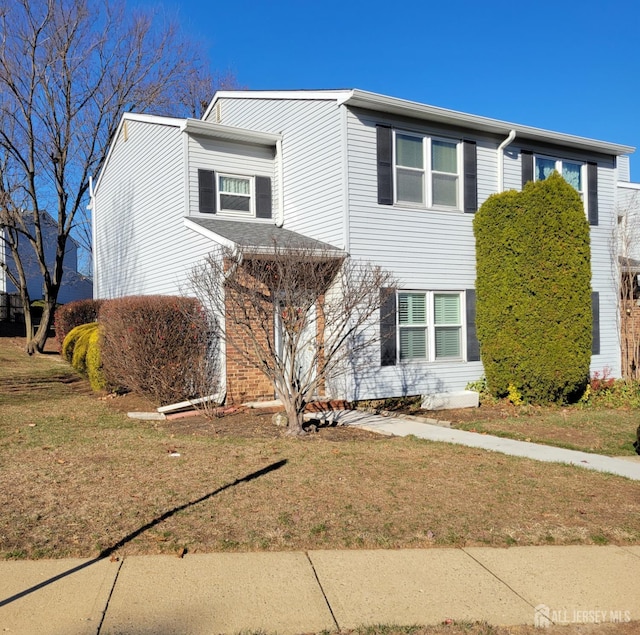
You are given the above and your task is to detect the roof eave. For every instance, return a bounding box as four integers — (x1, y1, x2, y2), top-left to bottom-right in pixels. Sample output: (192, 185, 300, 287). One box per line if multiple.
(182, 118, 281, 145)
(344, 89, 635, 156)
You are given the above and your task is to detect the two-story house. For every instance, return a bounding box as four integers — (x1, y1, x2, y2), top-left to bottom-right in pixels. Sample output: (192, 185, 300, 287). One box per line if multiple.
(92, 89, 635, 404)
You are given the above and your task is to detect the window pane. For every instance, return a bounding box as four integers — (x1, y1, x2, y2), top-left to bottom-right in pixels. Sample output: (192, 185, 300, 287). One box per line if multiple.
(396, 134, 423, 169)
(435, 327, 461, 358)
(432, 173, 458, 207)
(400, 328, 427, 360)
(397, 169, 424, 204)
(563, 162, 582, 191)
(399, 293, 426, 325)
(535, 158, 556, 181)
(220, 176, 250, 195)
(434, 294, 460, 324)
(432, 140, 457, 173)
(220, 194, 250, 211)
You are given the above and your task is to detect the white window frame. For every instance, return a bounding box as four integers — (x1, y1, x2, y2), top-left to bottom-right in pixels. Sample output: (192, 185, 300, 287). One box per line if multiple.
(393, 130, 462, 211)
(397, 290, 465, 363)
(217, 173, 255, 216)
(534, 155, 586, 205)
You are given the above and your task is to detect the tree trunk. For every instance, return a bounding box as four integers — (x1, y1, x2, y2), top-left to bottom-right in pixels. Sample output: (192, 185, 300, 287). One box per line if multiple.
(26, 298, 55, 354)
(280, 394, 305, 436)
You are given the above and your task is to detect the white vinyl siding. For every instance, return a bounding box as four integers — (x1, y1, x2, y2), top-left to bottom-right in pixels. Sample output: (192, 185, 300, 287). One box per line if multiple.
(209, 98, 345, 248)
(188, 134, 274, 218)
(94, 119, 215, 299)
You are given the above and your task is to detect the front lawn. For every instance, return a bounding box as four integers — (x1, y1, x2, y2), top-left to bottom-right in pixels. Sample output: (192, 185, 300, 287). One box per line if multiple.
(414, 402, 638, 457)
(1, 338, 640, 560)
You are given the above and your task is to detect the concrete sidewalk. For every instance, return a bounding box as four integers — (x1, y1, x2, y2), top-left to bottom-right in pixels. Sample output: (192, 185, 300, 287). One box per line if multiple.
(1, 546, 638, 634)
(309, 409, 640, 481)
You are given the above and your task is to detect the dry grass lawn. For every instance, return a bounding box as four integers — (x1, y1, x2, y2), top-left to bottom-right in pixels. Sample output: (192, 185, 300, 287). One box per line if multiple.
(1, 337, 640, 562)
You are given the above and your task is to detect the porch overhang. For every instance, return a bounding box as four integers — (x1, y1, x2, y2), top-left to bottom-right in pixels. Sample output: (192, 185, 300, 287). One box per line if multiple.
(185, 217, 345, 258)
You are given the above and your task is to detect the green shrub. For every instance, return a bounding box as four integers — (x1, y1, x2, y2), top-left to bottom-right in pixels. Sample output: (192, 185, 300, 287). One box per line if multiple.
(55, 299, 104, 351)
(473, 172, 592, 404)
(62, 322, 106, 391)
(99, 295, 215, 405)
(62, 322, 95, 365)
(86, 327, 106, 391)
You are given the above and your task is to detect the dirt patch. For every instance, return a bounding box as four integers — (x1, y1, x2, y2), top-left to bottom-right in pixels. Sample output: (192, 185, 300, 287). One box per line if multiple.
(105, 391, 383, 441)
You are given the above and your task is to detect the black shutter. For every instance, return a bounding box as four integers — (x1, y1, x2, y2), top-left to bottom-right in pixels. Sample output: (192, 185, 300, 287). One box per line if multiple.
(463, 140, 478, 214)
(255, 176, 272, 219)
(198, 169, 216, 214)
(466, 289, 481, 362)
(380, 287, 397, 366)
(521, 150, 534, 189)
(592, 291, 600, 355)
(377, 125, 393, 205)
(587, 162, 598, 226)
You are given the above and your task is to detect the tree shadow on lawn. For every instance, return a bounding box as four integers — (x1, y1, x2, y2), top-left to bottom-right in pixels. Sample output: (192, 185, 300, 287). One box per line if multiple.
(0, 459, 287, 608)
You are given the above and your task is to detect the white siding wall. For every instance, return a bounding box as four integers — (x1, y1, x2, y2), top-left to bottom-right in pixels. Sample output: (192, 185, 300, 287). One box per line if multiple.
(187, 134, 275, 217)
(618, 155, 631, 182)
(209, 98, 345, 248)
(342, 108, 496, 399)
(94, 119, 213, 299)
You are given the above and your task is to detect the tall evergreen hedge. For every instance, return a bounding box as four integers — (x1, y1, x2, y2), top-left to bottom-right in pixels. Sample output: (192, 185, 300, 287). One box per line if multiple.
(473, 172, 592, 403)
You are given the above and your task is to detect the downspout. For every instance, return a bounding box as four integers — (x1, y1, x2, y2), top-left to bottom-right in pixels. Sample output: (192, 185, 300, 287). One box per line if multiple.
(497, 130, 517, 193)
(88, 175, 97, 298)
(275, 139, 284, 227)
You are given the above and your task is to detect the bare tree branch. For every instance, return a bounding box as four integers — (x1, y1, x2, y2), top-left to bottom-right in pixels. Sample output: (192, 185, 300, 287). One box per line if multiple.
(0, 0, 236, 352)
(189, 242, 395, 435)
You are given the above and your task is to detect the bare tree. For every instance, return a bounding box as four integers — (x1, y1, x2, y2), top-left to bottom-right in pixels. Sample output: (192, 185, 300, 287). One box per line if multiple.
(614, 190, 640, 379)
(189, 242, 395, 435)
(0, 0, 233, 353)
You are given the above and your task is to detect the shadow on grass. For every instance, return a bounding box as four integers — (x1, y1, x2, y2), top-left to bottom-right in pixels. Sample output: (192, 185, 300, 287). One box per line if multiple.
(0, 459, 287, 608)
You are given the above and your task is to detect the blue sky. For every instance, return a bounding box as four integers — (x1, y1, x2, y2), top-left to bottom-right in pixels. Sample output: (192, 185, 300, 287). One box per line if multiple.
(145, 0, 639, 179)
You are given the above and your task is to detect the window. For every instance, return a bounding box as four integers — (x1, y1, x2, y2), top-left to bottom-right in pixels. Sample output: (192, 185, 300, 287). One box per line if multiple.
(197, 170, 273, 218)
(218, 174, 253, 214)
(397, 291, 462, 361)
(394, 132, 460, 208)
(534, 156, 584, 198)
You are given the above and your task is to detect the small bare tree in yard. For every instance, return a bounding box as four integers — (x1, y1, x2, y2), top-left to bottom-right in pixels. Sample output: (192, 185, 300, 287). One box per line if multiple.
(189, 243, 395, 436)
(0, 0, 231, 353)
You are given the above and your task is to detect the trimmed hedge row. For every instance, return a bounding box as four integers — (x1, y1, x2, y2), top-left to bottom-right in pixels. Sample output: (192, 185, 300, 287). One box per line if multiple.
(99, 295, 212, 405)
(473, 172, 592, 403)
(55, 299, 104, 351)
(59, 295, 215, 405)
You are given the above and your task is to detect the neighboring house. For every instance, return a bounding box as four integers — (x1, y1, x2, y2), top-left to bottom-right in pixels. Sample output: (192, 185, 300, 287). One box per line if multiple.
(92, 89, 635, 404)
(1, 211, 93, 305)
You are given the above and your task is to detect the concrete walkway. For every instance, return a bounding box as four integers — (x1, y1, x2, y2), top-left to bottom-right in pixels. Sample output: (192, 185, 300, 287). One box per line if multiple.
(308, 409, 640, 481)
(1, 546, 638, 634)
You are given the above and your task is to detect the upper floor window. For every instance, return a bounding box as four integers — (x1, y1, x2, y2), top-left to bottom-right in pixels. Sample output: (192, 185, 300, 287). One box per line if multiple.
(535, 156, 584, 199)
(197, 169, 272, 219)
(394, 132, 460, 209)
(219, 174, 253, 214)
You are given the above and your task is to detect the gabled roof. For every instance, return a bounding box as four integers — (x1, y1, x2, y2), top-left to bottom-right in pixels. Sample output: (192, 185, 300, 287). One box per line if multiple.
(185, 217, 343, 254)
(93, 113, 280, 197)
(208, 89, 635, 156)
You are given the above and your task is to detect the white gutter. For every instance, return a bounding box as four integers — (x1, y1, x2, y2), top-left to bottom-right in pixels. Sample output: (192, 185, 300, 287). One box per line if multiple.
(275, 139, 284, 227)
(497, 130, 516, 192)
(88, 175, 97, 298)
